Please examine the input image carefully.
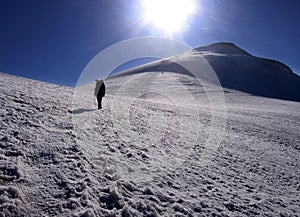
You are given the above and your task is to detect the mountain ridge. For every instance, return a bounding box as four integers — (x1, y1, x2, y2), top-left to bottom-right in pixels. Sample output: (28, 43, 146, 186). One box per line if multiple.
(194, 42, 252, 56)
(112, 42, 300, 102)
(195, 42, 294, 75)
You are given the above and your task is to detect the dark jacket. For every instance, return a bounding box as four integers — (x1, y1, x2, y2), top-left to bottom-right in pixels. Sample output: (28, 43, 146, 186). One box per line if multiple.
(94, 80, 105, 97)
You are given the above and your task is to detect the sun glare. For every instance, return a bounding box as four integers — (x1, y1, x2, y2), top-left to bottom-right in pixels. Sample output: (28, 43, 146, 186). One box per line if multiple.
(141, 0, 196, 34)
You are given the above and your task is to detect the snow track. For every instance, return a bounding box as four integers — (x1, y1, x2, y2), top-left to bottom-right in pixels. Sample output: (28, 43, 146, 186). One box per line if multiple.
(1, 72, 299, 216)
(0, 73, 98, 216)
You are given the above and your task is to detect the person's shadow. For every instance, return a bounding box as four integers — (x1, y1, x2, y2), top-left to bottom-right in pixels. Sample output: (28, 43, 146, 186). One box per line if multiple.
(72, 108, 96, 114)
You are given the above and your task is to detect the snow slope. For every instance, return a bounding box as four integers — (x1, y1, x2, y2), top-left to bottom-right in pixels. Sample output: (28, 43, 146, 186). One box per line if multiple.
(115, 42, 300, 102)
(73, 70, 300, 216)
(1, 63, 299, 216)
(0, 72, 98, 216)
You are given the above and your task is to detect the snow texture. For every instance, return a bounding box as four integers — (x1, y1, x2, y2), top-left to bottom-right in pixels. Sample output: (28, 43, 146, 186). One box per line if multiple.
(0, 43, 300, 216)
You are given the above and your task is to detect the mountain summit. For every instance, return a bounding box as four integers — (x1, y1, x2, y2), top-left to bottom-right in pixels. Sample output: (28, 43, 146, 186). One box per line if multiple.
(117, 42, 300, 102)
(195, 42, 300, 101)
(195, 42, 252, 56)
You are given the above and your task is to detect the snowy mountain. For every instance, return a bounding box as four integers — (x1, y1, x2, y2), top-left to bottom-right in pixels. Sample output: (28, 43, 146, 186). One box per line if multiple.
(1, 43, 300, 216)
(115, 42, 300, 102)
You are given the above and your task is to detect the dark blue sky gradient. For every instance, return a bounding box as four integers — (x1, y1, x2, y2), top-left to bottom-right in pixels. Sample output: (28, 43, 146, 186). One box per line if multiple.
(0, 0, 299, 86)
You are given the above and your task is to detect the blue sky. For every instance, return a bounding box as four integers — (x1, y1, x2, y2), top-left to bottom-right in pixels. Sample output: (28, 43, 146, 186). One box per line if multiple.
(0, 0, 299, 87)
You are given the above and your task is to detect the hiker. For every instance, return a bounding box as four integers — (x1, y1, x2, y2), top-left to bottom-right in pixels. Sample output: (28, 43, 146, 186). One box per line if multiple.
(94, 79, 105, 109)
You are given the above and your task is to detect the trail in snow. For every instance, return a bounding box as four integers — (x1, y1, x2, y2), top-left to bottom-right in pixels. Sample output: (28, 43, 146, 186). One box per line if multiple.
(1, 71, 299, 216)
(0, 73, 98, 216)
(72, 71, 300, 216)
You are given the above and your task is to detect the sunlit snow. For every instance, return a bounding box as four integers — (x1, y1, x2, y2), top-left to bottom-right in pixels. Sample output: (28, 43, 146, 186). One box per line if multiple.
(1, 43, 300, 216)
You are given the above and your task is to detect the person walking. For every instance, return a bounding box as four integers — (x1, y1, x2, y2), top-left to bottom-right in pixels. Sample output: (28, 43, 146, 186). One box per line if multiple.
(94, 79, 105, 109)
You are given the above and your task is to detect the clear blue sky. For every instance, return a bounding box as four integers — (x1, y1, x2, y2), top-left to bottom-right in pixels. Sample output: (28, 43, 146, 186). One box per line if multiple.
(0, 0, 299, 87)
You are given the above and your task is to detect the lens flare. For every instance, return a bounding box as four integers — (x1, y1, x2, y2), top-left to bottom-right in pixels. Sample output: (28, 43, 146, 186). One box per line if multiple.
(141, 0, 196, 33)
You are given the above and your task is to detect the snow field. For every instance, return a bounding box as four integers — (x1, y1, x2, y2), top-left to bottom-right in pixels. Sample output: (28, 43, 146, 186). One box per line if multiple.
(0, 71, 299, 216)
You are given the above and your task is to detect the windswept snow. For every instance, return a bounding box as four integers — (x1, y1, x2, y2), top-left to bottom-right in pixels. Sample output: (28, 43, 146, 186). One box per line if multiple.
(1, 65, 299, 216)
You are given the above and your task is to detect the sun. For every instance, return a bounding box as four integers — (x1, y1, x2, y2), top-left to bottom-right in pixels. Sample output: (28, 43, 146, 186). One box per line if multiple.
(141, 0, 196, 34)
